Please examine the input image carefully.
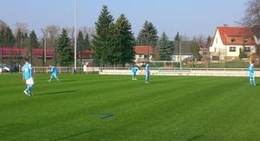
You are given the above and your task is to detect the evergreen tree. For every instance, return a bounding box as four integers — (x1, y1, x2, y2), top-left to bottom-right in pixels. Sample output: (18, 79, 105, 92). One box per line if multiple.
(22, 32, 30, 50)
(206, 36, 211, 48)
(2, 26, 14, 67)
(173, 32, 181, 54)
(114, 14, 135, 66)
(92, 5, 115, 66)
(3, 26, 14, 47)
(15, 29, 23, 48)
(29, 30, 39, 63)
(0, 28, 4, 47)
(77, 31, 85, 51)
(30, 30, 39, 48)
(77, 31, 90, 63)
(158, 32, 172, 60)
(57, 28, 73, 66)
(84, 33, 90, 50)
(0, 28, 3, 65)
(136, 21, 158, 47)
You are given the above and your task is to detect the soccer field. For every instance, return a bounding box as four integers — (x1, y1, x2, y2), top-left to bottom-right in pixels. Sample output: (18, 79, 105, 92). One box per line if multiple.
(0, 74, 260, 141)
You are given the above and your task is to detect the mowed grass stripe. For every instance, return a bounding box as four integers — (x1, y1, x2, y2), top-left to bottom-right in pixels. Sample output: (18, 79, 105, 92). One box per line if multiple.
(0, 74, 260, 141)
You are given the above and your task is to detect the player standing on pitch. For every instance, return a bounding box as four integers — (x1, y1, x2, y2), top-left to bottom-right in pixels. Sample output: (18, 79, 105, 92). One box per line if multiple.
(131, 65, 139, 80)
(248, 61, 256, 86)
(48, 65, 60, 82)
(22, 56, 34, 96)
(145, 62, 150, 83)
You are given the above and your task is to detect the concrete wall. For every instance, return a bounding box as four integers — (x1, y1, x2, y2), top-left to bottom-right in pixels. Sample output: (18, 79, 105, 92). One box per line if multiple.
(99, 69, 256, 77)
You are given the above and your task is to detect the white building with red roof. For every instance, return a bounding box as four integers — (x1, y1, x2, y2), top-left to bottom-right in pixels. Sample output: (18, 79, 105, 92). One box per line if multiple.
(134, 45, 154, 65)
(210, 26, 256, 61)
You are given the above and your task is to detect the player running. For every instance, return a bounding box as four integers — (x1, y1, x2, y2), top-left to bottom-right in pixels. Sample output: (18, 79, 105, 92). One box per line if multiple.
(48, 65, 60, 82)
(22, 57, 34, 96)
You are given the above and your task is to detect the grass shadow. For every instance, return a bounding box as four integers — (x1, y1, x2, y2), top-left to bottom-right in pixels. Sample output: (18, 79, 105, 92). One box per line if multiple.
(186, 134, 204, 141)
(52, 129, 97, 141)
(36, 90, 78, 96)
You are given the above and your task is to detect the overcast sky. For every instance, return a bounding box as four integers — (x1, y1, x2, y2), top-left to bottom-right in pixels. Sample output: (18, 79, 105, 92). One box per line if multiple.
(0, 0, 249, 38)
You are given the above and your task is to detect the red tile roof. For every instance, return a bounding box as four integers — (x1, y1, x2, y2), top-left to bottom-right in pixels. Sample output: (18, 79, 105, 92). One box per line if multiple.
(216, 26, 256, 45)
(134, 46, 154, 55)
(78, 49, 94, 59)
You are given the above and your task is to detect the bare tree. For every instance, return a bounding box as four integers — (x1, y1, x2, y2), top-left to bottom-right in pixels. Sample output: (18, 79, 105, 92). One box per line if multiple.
(0, 20, 7, 31)
(41, 25, 60, 47)
(41, 25, 60, 39)
(80, 26, 88, 38)
(80, 26, 95, 39)
(14, 22, 29, 36)
(65, 27, 74, 39)
(241, 0, 260, 27)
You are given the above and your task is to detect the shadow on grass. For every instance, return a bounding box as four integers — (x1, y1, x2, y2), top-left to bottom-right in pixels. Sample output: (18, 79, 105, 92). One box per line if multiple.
(36, 90, 78, 96)
(52, 129, 97, 141)
(91, 112, 115, 119)
(186, 134, 204, 141)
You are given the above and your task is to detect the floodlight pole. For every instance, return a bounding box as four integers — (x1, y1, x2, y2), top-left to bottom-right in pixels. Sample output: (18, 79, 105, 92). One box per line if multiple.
(179, 38, 182, 75)
(44, 37, 46, 64)
(73, 0, 77, 73)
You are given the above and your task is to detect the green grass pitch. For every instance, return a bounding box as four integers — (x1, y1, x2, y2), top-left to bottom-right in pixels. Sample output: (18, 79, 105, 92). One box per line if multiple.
(1, 73, 260, 141)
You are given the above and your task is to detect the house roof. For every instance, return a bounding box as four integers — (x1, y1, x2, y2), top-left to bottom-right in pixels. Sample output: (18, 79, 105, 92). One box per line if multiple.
(216, 26, 256, 45)
(134, 46, 154, 55)
(78, 49, 94, 59)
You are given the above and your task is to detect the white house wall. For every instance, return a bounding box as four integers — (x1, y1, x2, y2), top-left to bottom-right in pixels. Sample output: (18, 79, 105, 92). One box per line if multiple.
(254, 36, 260, 44)
(210, 29, 256, 60)
(210, 29, 226, 60)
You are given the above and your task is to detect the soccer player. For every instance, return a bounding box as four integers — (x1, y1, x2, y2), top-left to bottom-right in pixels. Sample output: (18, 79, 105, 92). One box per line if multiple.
(48, 65, 60, 82)
(248, 62, 256, 86)
(22, 57, 34, 96)
(145, 62, 150, 83)
(131, 65, 139, 80)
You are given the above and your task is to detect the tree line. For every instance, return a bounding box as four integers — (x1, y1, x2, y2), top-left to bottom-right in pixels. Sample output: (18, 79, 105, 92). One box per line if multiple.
(3, 0, 259, 67)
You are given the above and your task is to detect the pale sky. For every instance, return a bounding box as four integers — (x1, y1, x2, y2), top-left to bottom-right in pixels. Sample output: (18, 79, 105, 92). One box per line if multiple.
(1, 0, 249, 39)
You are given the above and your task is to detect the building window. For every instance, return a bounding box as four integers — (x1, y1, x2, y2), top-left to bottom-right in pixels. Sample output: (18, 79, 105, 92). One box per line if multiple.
(216, 38, 218, 44)
(244, 47, 251, 52)
(231, 38, 236, 43)
(212, 56, 219, 60)
(229, 47, 236, 52)
(243, 38, 248, 43)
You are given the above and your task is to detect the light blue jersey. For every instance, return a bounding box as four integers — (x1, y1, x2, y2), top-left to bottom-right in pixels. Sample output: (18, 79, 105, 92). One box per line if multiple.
(248, 63, 256, 86)
(50, 66, 57, 75)
(22, 61, 34, 96)
(145, 63, 150, 83)
(49, 66, 60, 82)
(145, 64, 150, 72)
(22, 62, 33, 80)
(131, 67, 137, 74)
(248, 64, 254, 77)
(131, 67, 138, 80)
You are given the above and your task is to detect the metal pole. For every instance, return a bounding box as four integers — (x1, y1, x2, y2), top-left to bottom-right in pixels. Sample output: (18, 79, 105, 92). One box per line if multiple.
(73, 0, 77, 73)
(179, 38, 182, 74)
(44, 38, 46, 64)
